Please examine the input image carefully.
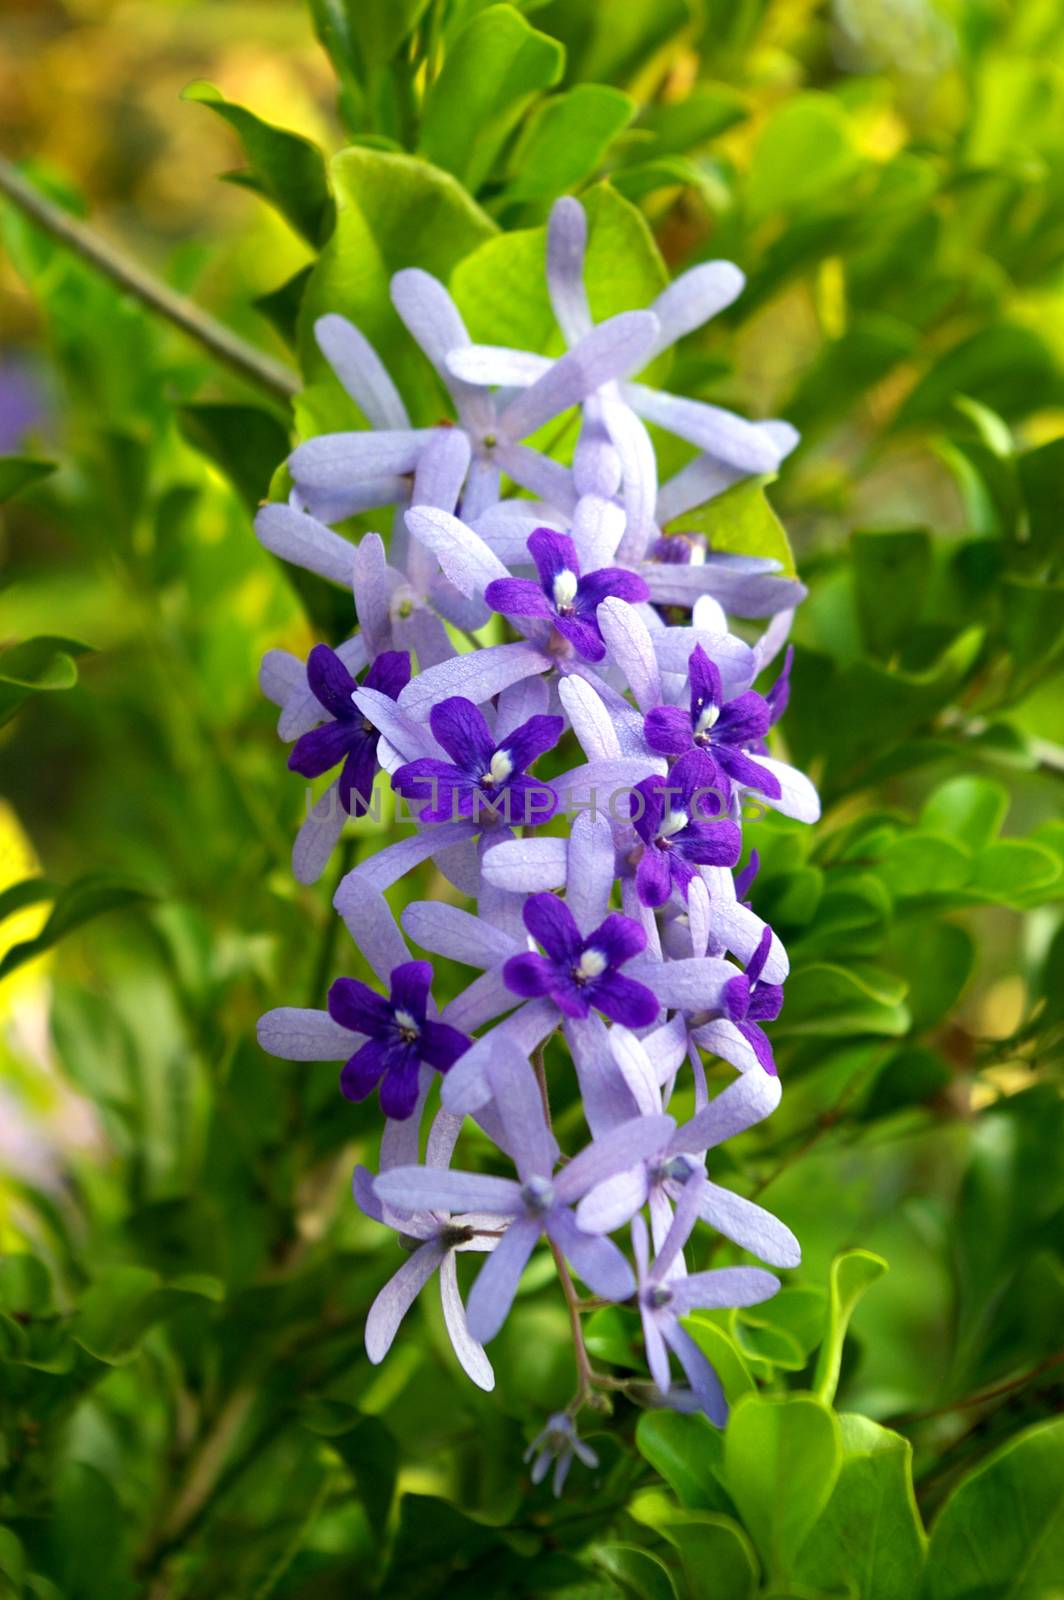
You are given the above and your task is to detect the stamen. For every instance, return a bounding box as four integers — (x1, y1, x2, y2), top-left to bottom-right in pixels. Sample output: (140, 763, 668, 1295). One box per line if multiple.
(394, 1007, 420, 1042)
(575, 947, 608, 981)
(481, 748, 513, 787)
(520, 1176, 555, 1214)
(552, 569, 579, 611)
(658, 808, 688, 840)
(694, 702, 720, 736)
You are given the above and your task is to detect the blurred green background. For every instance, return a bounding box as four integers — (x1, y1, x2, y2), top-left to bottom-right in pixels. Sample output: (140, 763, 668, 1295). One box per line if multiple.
(1, 1, 1063, 1596)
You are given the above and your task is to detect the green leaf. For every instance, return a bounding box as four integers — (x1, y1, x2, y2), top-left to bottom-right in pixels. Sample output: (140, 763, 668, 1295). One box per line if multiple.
(504, 84, 634, 204)
(298, 145, 495, 403)
(0, 873, 154, 980)
(419, 5, 564, 191)
(668, 479, 796, 575)
(795, 1415, 926, 1600)
(920, 775, 1009, 851)
(0, 877, 58, 926)
(969, 839, 1061, 904)
(451, 181, 666, 356)
(304, 1406, 398, 1536)
(877, 832, 972, 897)
(661, 1513, 759, 1600)
(252, 265, 314, 350)
(0, 635, 92, 728)
(723, 1393, 842, 1582)
(747, 94, 860, 219)
(341, 0, 432, 70)
(584, 1304, 645, 1369)
(594, 1543, 678, 1600)
(635, 1410, 732, 1512)
(182, 81, 334, 245)
(895, 325, 1060, 428)
(683, 1315, 757, 1401)
(635, 84, 749, 154)
(813, 1249, 889, 1404)
(0, 454, 55, 501)
(1001, 574, 1064, 671)
(775, 963, 910, 1039)
(73, 1266, 222, 1363)
(178, 403, 291, 511)
(852, 529, 933, 659)
(924, 1417, 1064, 1600)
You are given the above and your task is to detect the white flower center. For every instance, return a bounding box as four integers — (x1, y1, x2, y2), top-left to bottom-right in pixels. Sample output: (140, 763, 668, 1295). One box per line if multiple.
(481, 747, 513, 787)
(552, 569, 579, 611)
(394, 1008, 420, 1041)
(659, 808, 688, 840)
(689, 541, 706, 566)
(575, 946, 608, 980)
(694, 702, 720, 736)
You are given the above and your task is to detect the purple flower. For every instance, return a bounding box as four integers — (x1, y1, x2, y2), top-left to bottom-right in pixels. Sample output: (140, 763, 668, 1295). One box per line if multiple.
(719, 929, 784, 1076)
(629, 751, 742, 909)
(504, 894, 659, 1029)
(633, 1181, 779, 1424)
(374, 1047, 675, 1342)
(288, 645, 411, 815)
(484, 528, 649, 663)
(357, 1108, 501, 1391)
(525, 1413, 598, 1496)
(391, 696, 563, 825)
(643, 645, 781, 800)
(328, 961, 471, 1119)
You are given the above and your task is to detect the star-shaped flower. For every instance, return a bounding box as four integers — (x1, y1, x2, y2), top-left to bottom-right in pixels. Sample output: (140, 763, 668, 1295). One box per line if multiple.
(287, 644, 411, 815)
(391, 695, 563, 826)
(629, 750, 742, 908)
(485, 528, 649, 663)
(643, 644, 781, 800)
(328, 960, 471, 1119)
(503, 893, 659, 1029)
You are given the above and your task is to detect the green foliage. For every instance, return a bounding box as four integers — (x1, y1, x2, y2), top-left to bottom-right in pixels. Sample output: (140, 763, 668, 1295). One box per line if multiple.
(2, 0, 1063, 1595)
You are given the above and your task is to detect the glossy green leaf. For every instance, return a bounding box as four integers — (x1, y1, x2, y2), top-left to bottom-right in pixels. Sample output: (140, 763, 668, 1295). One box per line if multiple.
(877, 832, 972, 897)
(635, 84, 749, 153)
(0, 877, 58, 926)
(852, 528, 933, 659)
(594, 1543, 678, 1600)
(178, 403, 291, 511)
(920, 775, 1009, 851)
(661, 1513, 759, 1600)
(795, 1415, 926, 1600)
(452, 180, 666, 356)
(0, 635, 91, 728)
(635, 1410, 731, 1512)
(0, 454, 55, 501)
(814, 1250, 889, 1404)
(420, 6, 564, 190)
(504, 84, 634, 203)
(182, 81, 334, 245)
(723, 1393, 842, 1581)
(969, 839, 1060, 904)
(73, 1266, 222, 1363)
(298, 145, 495, 401)
(775, 963, 910, 1039)
(747, 94, 860, 219)
(925, 1417, 1064, 1600)
(683, 1314, 757, 1401)
(670, 479, 796, 574)
(0, 873, 153, 980)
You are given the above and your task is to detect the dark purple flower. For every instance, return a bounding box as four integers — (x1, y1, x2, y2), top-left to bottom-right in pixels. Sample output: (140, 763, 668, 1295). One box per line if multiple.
(392, 697, 563, 825)
(720, 929, 783, 1075)
(765, 645, 793, 727)
(503, 894, 659, 1028)
(629, 750, 741, 909)
(328, 960, 471, 1119)
(484, 528, 650, 663)
(289, 645, 411, 815)
(643, 644, 781, 800)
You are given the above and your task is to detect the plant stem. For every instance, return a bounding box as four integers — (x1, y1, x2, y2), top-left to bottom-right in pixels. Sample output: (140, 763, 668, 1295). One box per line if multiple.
(0, 158, 300, 404)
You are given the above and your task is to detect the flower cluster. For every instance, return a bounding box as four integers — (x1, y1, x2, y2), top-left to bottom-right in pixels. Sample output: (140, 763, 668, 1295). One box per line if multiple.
(257, 197, 817, 1488)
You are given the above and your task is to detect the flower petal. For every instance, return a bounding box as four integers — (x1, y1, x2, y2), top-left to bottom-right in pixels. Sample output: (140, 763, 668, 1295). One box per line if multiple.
(498, 311, 660, 442)
(365, 1237, 446, 1363)
(255, 503, 356, 586)
(256, 1007, 357, 1061)
(465, 1216, 541, 1344)
(315, 313, 410, 430)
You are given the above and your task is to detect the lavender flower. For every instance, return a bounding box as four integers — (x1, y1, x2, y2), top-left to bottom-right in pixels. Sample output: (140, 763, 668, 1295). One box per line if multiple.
(628, 750, 743, 908)
(287, 645, 411, 815)
(375, 1048, 675, 1342)
(503, 894, 659, 1029)
(485, 528, 649, 663)
(699, 927, 784, 1076)
(644, 644, 781, 800)
(525, 1413, 599, 1496)
(328, 961, 471, 1119)
(392, 695, 563, 825)
(633, 1182, 780, 1424)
